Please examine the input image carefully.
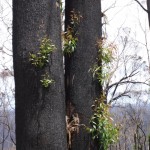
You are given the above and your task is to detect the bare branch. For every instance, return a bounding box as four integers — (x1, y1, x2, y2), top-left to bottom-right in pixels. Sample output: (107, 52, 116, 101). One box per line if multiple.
(106, 70, 139, 96)
(134, 0, 149, 13)
(109, 91, 131, 104)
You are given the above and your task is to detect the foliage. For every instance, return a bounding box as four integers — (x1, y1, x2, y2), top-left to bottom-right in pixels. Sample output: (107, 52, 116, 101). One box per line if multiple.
(63, 11, 82, 54)
(29, 37, 55, 87)
(40, 73, 54, 88)
(97, 39, 115, 64)
(88, 38, 119, 149)
(63, 27, 78, 54)
(29, 38, 55, 68)
(88, 100, 119, 150)
(91, 38, 116, 86)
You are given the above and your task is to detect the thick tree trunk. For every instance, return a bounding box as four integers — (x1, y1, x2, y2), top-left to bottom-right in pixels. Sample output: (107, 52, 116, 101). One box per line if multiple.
(13, 1, 67, 150)
(65, 0, 102, 149)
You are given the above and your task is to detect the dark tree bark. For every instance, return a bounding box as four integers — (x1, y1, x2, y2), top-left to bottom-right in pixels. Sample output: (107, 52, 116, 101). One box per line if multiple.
(135, 0, 150, 26)
(147, 0, 150, 26)
(65, 0, 102, 149)
(13, 1, 67, 150)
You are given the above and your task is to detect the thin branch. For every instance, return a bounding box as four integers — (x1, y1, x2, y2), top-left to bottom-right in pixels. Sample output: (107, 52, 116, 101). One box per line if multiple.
(119, 81, 149, 86)
(134, 0, 149, 13)
(109, 91, 131, 104)
(106, 70, 139, 96)
(103, 1, 117, 13)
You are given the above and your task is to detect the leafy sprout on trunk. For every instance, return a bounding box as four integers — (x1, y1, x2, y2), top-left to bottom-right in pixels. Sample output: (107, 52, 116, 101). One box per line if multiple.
(87, 97, 119, 150)
(29, 37, 55, 88)
(88, 39, 119, 149)
(40, 73, 54, 88)
(63, 10, 82, 55)
(29, 38, 56, 68)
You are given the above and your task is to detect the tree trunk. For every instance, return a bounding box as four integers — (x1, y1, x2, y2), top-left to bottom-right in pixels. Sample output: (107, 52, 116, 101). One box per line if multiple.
(65, 0, 102, 149)
(13, 1, 67, 150)
(147, 0, 150, 26)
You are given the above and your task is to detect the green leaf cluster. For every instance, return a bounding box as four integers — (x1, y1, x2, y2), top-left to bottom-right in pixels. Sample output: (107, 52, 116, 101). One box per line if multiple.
(63, 27, 78, 54)
(91, 39, 116, 85)
(40, 73, 54, 88)
(91, 64, 111, 85)
(29, 38, 55, 68)
(88, 102, 119, 150)
(63, 11, 82, 55)
(88, 39, 118, 149)
(70, 10, 82, 28)
(97, 39, 115, 65)
(29, 38, 55, 88)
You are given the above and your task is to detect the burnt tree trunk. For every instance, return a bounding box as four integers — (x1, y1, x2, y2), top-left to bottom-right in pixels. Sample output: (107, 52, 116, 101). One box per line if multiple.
(147, 0, 150, 26)
(65, 0, 102, 149)
(13, 1, 67, 150)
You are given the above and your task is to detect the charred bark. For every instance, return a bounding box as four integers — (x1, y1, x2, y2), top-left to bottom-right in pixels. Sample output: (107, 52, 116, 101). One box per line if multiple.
(65, 0, 102, 149)
(13, 1, 67, 149)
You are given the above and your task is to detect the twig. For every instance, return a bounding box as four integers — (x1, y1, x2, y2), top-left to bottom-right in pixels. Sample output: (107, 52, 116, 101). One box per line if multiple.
(134, 0, 149, 13)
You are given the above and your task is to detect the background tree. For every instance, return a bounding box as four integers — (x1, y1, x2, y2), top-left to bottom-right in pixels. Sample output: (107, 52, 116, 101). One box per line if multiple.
(134, 0, 150, 26)
(65, 0, 102, 149)
(13, 1, 67, 149)
(147, 0, 150, 26)
(0, 1, 15, 150)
